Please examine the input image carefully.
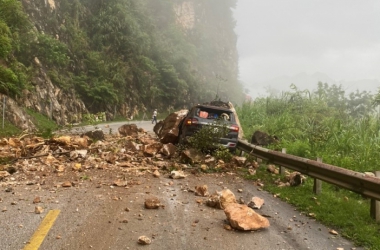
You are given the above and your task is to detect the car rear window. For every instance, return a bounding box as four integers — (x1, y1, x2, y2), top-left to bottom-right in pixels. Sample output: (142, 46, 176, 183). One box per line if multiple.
(195, 108, 234, 121)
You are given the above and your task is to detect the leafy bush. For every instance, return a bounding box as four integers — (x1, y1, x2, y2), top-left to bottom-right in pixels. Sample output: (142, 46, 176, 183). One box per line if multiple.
(213, 146, 233, 162)
(187, 121, 229, 153)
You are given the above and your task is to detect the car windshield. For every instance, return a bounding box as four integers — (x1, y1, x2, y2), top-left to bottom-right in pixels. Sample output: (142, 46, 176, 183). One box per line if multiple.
(195, 108, 233, 121)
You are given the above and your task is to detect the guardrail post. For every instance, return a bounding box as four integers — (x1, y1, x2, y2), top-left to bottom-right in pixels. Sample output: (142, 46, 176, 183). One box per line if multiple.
(2, 96, 5, 129)
(279, 148, 286, 175)
(313, 158, 322, 195)
(370, 171, 380, 221)
(239, 149, 244, 157)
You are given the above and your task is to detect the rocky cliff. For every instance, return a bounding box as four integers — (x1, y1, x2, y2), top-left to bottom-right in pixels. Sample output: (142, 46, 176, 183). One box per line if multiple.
(0, 0, 241, 131)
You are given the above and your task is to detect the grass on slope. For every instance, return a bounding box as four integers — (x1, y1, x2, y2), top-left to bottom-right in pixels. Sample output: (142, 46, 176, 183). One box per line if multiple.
(241, 162, 380, 250)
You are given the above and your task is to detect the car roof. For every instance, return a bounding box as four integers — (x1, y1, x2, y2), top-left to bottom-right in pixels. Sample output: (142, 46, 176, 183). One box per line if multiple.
(193, 104, 232, 112)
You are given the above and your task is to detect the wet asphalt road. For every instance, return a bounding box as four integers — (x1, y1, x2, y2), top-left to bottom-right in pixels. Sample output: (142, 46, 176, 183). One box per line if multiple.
(0, 121, 363, 250)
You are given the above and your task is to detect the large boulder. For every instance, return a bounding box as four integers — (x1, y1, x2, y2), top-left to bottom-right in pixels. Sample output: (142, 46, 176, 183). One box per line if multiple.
(224, 203, 270, 231)
(251, 130, 278, 146)
(156, 110, 188, 144)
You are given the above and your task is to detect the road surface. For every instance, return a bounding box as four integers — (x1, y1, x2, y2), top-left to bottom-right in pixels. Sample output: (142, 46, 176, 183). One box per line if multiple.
(0, 121, 363, 250)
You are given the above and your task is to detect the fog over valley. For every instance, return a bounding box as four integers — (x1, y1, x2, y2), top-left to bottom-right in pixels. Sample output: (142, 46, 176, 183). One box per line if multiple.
(233, 0, 380, 98)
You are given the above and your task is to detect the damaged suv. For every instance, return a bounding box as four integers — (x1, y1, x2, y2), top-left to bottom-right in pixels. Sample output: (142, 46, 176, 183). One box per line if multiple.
(178, 104, 239, 150)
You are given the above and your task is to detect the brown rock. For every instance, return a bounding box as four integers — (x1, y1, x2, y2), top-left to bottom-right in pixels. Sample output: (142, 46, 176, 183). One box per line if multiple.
(219, 189, 237, 209)
(180, 148, 204, 164)
(155, 161, 169, 169)
(113, 180, 128, 187)
(138, 235, 152, 245)
(233, 156, 247, 166)
(156, 110, 188, 144)
(329, 229, 339, 235)
(144, 197, 161, 209)
(224, 203, 270, 231)
(251, 130, 278, 146)
(33, 197, 41, 204)
(206, 189, 237, 209)
(143, 142, 163, 157)
(287, 171, 305, 186)
(153, 121, 164, 137)
(248, 197, 265, 209)
(267, 164, 278, 174)
(72, 163, 82, 171)
(124, 140, 140, 151)
(35, 206, 44, 214)
(118, 124, 139, 137)
(170, 170, 186, 179)
(139, 136, 157, 145)
(83, 129, 104, 141)
(62, 181, 72, 187)
(8, 138, 22, 147)
(152, 170, 160, 177)
(53, 136, 71, 146)
(248, 168, 256, 175)
(160, 143, 177, 157)
(55, 165, 65, 173)
(195, 185, 209, 197)
(0, 171, 10, 179)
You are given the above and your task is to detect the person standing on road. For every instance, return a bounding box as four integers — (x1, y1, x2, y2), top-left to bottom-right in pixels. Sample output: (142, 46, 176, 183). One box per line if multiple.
(152, 109, 157, 124)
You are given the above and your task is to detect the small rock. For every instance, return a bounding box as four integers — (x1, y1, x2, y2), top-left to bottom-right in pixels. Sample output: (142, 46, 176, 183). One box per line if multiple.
(329, 229, 338, 235)
(170, 170, 186, 179)
(144, 197, 161, 209)
(247, 197, 265, 210)
(62, 181, 72, 187)
(137, 236, 151, 245)
(35, 206, 44, 214)
(153, 170, 160, 178)
(33, 197, 41, 204)
(113, 180, 128, 187)
(195, 185, 209, 197)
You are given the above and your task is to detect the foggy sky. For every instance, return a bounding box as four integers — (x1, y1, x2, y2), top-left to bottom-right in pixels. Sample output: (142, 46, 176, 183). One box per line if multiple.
(233, 0, 380, 96)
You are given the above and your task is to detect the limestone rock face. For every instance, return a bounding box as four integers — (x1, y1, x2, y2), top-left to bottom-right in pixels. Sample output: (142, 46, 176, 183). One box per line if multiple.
(174, 1, 195, 30)
(22, 58, 87, 126)
(0, 57, 87, 129)
(224, 203, 270, 231)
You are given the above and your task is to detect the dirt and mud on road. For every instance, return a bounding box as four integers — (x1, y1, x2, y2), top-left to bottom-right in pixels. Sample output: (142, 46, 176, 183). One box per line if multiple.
(0, 124, 361, 250)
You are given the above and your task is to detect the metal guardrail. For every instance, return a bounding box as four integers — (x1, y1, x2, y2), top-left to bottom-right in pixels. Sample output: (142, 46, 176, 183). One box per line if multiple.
(237, 139, 380, 201)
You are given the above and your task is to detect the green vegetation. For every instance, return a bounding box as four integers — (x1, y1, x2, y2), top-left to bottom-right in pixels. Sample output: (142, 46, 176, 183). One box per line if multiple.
(25, 109, 58, 138)
(187, 121, 230, 153)
(0, 119, 21, 138)
(242, 166, 380, 250)
(0, 0, 242, 121)
(237, 82, 380, 249)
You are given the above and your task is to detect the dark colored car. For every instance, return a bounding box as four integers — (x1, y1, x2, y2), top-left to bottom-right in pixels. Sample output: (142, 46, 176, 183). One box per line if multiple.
(178, 104, 239, 150)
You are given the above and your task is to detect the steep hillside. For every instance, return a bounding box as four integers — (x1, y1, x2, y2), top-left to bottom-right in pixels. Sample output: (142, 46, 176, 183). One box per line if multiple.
(0, 0, 242, 129)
